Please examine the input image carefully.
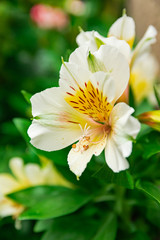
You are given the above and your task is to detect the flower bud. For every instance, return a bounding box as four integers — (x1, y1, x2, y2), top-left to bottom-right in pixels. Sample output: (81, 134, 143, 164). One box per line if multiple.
(138, 110, 160, 131)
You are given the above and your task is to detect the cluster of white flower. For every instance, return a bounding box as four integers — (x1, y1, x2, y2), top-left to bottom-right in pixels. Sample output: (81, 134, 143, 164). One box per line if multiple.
(28, 11, 158, 179)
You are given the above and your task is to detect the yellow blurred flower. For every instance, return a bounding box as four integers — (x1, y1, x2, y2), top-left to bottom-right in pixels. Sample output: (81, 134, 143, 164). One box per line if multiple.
(0, 157, 71, 218)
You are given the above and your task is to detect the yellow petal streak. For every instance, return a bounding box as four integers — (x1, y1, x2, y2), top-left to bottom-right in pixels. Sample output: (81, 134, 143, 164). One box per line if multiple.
(126, 37, 134, 48)
(108, 34, 135, 49)
(65, 81, 113, 123)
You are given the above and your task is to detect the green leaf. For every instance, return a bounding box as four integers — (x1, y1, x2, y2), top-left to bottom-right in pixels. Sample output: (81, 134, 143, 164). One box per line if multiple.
(93, 164, 134, 189)
(40, 214, 99, 240)
(135, 98, 153, 116)
(143, 143, 160, 159)
(136, 181, 160, 204)
(131, 232, 151, 240)
(154, 83, 160, 107)
(146, 201, 160, 228)
(8, 186, 92, 220)
(34, 220, 53, 233)
(21, 90, 32, 104)
(129, 86, 135, 110)
(93, 213, 117, 240)
(13, 118, 31, 142)
(141, 131, 160, 159)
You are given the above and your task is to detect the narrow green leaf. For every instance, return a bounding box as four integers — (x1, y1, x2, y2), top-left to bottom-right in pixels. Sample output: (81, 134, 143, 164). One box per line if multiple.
(129, 86, 135, 110)
(143, 143, 160, 159)
(93, 213, 117, 240)
(21, 90, 32, 104)
(154, 83, 160, 107)
(13, 118, 31, 142)
(8, 186, 92, 220)
(93, 164, 134, 189)
(136, 180, 160, 204)
(146, 202, 160, 228)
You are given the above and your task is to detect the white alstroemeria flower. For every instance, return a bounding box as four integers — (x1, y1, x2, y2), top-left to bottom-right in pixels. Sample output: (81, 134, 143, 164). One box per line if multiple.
(76, 12, 158, 104)
(0, 157, 70, 218)
(28, 45, 140, 178)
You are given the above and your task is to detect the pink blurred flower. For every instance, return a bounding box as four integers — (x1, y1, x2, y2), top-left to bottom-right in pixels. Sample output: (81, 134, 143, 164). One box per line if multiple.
(30, 4, 69, 30)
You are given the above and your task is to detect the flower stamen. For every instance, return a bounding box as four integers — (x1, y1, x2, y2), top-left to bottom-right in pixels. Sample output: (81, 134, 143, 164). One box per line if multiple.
(65, 81, 113, 123)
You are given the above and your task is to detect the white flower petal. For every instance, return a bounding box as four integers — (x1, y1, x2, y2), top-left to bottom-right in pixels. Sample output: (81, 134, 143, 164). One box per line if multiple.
(132, 52, 159, 80)
(31, 86, 87, 126)
(28, 86, 88, 151)
(9, 158, 29, 184)
(94, 45, 130, 102)
(0, 198, 24, 218)
(60, 62, 91, 92)
(105, 138, 129, 172)
(67, 146, 93, 177)
(90, 71, 116, 103)
(69, 45, 90, 69)
(68, 140, 106, 177)
(28, 120, 81, 151)
(92, 139, 106, 156)
(102, 37, 131, 62)
(107, 103, 140, 165)
(110, 102, 134, 126)
(108, 14, 135, 48)
(76, 30, 131, 61)
(24, 164, 44, 185)
(119, 115, 141, 139)
(76, 30, 105, 52)
(132, 25, 157, 63)
(0, 174, 19, 194)
(118, 141, 132, 158)
(30, 87, 65, 117)
(110, 102, 140, 139)
(130, 52, 159, 104)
